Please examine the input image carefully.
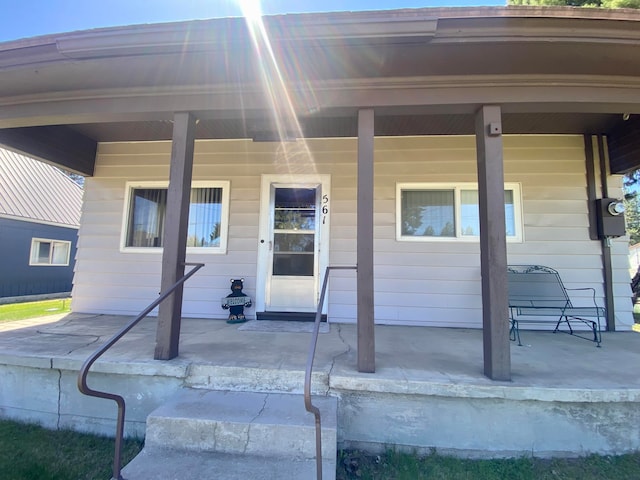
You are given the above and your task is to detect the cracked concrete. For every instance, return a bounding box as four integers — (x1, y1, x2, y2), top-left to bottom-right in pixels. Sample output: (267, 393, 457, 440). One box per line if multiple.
(244, 393, 269, 454)
(3, 313, 640, 457)
(143, 388, 337, 463)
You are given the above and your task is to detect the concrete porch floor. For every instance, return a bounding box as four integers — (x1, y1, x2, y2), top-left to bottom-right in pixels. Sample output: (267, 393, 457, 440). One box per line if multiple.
(2, 312, 640, 391)
(2, 312, 640, 457)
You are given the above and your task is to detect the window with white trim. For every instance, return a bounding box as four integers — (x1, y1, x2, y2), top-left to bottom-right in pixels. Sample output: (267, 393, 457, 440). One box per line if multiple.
(29, 239, 71, 266)
(396, 183, 523, 242)
(121, 181, 230, 253)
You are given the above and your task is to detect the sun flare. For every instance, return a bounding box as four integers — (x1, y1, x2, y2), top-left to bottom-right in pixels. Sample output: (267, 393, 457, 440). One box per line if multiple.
(236, 0, 317, 174)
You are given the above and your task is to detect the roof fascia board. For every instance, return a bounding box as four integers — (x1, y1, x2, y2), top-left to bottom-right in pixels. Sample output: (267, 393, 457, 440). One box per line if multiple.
(0, 16, 438, 69)
(0, 213, 80, 229)
(2, 8, 639, 68)
(54, 16, 438, 60)
(0, 75, 639, 128)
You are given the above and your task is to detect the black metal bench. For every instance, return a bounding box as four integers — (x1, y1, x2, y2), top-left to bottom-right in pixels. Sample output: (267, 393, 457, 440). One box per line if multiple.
(507, 265, 603, 347)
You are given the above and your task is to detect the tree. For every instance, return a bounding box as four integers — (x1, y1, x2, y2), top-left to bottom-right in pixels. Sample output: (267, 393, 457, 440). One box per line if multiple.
(624, 194, 640, 245)
(59, 168, 85, 187)
(508, 0, 640, 7)
(624, 172, 640, 245)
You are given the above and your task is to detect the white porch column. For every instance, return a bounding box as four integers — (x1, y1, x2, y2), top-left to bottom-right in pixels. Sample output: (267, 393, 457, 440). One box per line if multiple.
(357, 108, 375, 373)
(154, 112, 196, 360)
(475, 105, 511, 381)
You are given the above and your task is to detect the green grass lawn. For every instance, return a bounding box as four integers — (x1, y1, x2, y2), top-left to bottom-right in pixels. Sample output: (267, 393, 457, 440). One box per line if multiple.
(0, 298, 71, 323)
(2, 419, 639, 480)
(0, 419, 143, 480)
(337, 449, 640, 480)
(1, 298, 639, 478)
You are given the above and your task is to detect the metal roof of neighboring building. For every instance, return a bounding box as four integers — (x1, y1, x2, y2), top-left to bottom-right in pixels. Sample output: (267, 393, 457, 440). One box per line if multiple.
(0, 147, 83, 227)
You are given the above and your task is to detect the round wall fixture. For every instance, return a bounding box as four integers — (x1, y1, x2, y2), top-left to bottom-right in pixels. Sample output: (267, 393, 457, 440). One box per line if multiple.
(607, 200, 625, 216)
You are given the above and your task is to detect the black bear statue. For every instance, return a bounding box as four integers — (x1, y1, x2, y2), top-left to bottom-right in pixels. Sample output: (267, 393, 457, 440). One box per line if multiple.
(221, 278, 252, 324)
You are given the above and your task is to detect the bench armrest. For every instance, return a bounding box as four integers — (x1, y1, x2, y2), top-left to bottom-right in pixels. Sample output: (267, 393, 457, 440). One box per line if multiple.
(565, 287, 601, 310)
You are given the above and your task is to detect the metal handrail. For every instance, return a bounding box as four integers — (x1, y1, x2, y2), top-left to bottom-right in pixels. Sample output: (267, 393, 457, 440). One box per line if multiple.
(304, 265, 357, 480)
(77, 262, 204, 480)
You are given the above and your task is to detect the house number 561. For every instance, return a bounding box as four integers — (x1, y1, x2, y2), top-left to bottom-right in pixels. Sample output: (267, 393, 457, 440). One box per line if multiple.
(322, 194, 329, 224)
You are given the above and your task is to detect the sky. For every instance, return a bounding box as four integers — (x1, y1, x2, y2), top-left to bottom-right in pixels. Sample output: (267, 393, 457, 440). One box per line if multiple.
(0, 0, 506, 43)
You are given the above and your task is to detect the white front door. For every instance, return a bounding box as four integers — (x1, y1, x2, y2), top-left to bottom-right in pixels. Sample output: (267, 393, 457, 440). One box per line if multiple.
(256, 175, 330, 313)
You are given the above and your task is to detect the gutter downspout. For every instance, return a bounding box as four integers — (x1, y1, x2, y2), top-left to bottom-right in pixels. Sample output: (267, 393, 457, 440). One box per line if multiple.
(587, 134, 616, 331)
(598, 135, 617, 331)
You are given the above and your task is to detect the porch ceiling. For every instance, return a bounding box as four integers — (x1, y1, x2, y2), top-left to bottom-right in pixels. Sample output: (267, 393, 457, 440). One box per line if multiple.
(0, 6, 639, 174)
(67, 112, 624, 142)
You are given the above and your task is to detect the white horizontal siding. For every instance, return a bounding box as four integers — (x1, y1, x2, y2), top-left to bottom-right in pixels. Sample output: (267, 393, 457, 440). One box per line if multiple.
(72, 135, 633, 329)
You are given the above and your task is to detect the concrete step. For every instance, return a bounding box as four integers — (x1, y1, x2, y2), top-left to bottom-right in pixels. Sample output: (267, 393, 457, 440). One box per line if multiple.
(123, 388, 337, 479)
(121, 447, 336, 480)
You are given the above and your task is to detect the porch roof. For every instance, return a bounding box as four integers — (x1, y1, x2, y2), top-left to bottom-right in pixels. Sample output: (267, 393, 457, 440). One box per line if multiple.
(0, 6, 639, 174)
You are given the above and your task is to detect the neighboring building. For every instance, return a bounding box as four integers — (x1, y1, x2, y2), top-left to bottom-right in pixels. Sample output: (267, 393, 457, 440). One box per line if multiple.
(0, 6, 639, 379)
(0, 148, 83, 298)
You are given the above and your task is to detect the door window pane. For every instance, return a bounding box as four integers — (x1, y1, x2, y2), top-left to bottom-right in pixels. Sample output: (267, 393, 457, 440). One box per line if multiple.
(274, 233, 315, 252)
(275, 188, 316, 209)
(272, 188, 316, 276)
(274, 209, 316, 230)
(273, 253, 314, 276)
(273, 188, 316, 230)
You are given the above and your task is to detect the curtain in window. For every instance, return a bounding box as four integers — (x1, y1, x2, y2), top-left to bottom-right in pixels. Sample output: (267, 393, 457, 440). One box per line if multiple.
(127, 189, 167, 247)
(52, 242, 70, 264)
(188, 188, 223, 247)
(127, 187, 223, 248)
(401, 190, 455, 237)
(30, 240, 69, 265)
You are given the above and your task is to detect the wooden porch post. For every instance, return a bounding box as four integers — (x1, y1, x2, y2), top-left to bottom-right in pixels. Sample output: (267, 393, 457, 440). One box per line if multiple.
(475, 105, 511, 381)
(357, 108, 375, 373)
(154, 112, 196, 360)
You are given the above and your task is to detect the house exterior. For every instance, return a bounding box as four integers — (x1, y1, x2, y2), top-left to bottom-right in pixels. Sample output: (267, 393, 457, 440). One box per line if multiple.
(0, 6, 639, 380)
(0, 148, 82, 298)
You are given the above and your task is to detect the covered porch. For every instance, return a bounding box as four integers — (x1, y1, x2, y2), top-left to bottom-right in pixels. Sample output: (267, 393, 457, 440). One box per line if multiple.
(2, 313, 640, 457)
(1, 6, 640, 385)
